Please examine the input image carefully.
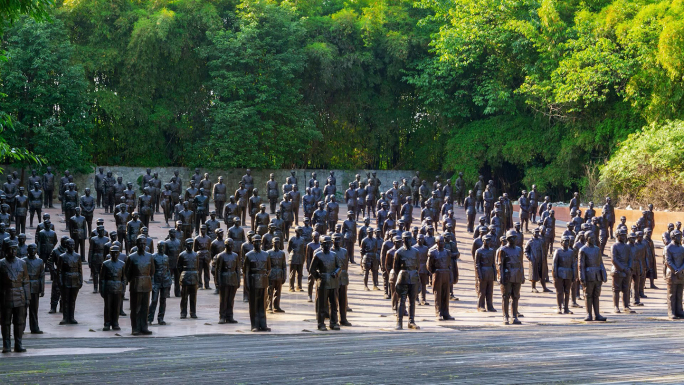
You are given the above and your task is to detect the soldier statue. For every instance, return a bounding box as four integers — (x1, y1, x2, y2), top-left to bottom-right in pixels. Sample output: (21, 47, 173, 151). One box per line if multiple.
(125, 236, 155, 335)
(579, 231, 607, 321)
(287, 227, 306, 292)
(22, 244, 44, 334)
(611, 229, 635, 314)
(331, 233, 351, 327)
(148, 241, 172, 325)
(0, 242, 29, 352)
(665, 229, 684, 319)
(497, 230, 524, 325)
(56, 239, 83, 325)
(100, 245, 125, 331)
(216, 238, 240, 324)
(393, 231, 420, 330)
(310, 236, 341, 331)
(244, 235, 271, 332)
(552, 235, 575, 314)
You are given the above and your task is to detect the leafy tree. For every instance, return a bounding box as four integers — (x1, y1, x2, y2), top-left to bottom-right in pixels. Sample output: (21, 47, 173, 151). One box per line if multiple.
(600, 120, 684, 209)
(0, 17, 92, 173)
(200, 0, 321, 168)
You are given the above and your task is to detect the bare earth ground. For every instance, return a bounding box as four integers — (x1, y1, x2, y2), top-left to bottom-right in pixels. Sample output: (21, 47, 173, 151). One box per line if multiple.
(2, 203, 681, 383)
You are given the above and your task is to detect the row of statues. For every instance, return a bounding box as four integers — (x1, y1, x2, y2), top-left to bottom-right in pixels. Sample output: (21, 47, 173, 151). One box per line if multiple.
(0, 166, 680, 354)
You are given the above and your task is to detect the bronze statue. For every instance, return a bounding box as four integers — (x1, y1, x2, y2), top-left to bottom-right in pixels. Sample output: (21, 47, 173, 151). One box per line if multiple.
(27, 171, 41, 192)
(178, 238, 199, 318)
(210, 228, 225, 294)
(212, 176, 227, 219)
(13, 187, 27, 234)
(148, 241, 172, 325)
(267, 238, 286, 313)
(289, 184, 301, 226)
(45, 235, 65, 315)
(630, 231, 648, 306)
(79, 188, 95, 235)
(427, 236, 454, 320)
(410, 172, 421, 207)
(611, 229, 635, 313)
(571, 231, 584, 308)
(312, 201, 328, 236)
(206, 211, 221, 241)
(138, 187, 153, 228)
(100, 244, 125, 331)
(310, 236, 341, 331)
(497, 230, 524, 325)
(125, 236, 155, 335)
(0, 242, 29, 352)
(360, 227, 378, 291)
(380, 230, 397, 300)
(644, 229, 658, 289)
(184, 181, 199, 213)
(190, 168, 202, 187)
(552, 235, 575, 314)
(474, 234, 496, 312)
(234, 182, 248, 225)
(579, 231, 607, 321)
(302, 187, 316, 222)
(665, 230, 684, 319)
(194, 224, 212, 290)
(178, 202, 194, 242)
(28, 182, 43, 228)
(240, 230, 255, 303)
(342, 212, 356, 264)
(199, 173, 212, 193)
(56, 239, 83, 325)
(41, 167, 55, 208)
(124, 182, 137, 214)
(323, 179, 336, 202)
(330, 233, 350, 326)
(152, 172, 162, 214)
(393, 232, 420, 330)
(266, 173, 279, 214)
(244, 235, 271, 331)
(287, 227, 305, 291)
(325, 195, 340, 231)
(525, 228, 550, 293)
(223, 196, 238, 229)
(193, 188, 209, 234)
(22, 244, 43, 334)
(280, 193, 293, 240)
(69, 207, 87, 257)
(241, 169, 254, 198)
(126, 212, 143, 254)
(3, 175, 17, 218)
(169, 175, 181, 207)
(255, 204, 269, 235)
(464, 190, 477, 232)
(355, 181, 366, 219)
(216, 238, 239, 323)
(103, 171, 116, 213)
(163, 229, 181, 297)
(311, 180, 322, 204)
(115, 205, 131, 252)
(89, 225, 109, 293)
(58, 171, 70, 213)
(93, 167, 105, 209)
(305, 231, 321, 302)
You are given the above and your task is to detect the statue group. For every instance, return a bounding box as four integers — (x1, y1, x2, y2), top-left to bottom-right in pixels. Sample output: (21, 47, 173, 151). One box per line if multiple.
(0, 167, 676, 353)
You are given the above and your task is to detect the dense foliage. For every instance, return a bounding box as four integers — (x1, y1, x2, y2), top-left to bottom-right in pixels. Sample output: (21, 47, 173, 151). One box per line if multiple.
(600, 120, 684, 209)
(0, 0, 683, 204)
